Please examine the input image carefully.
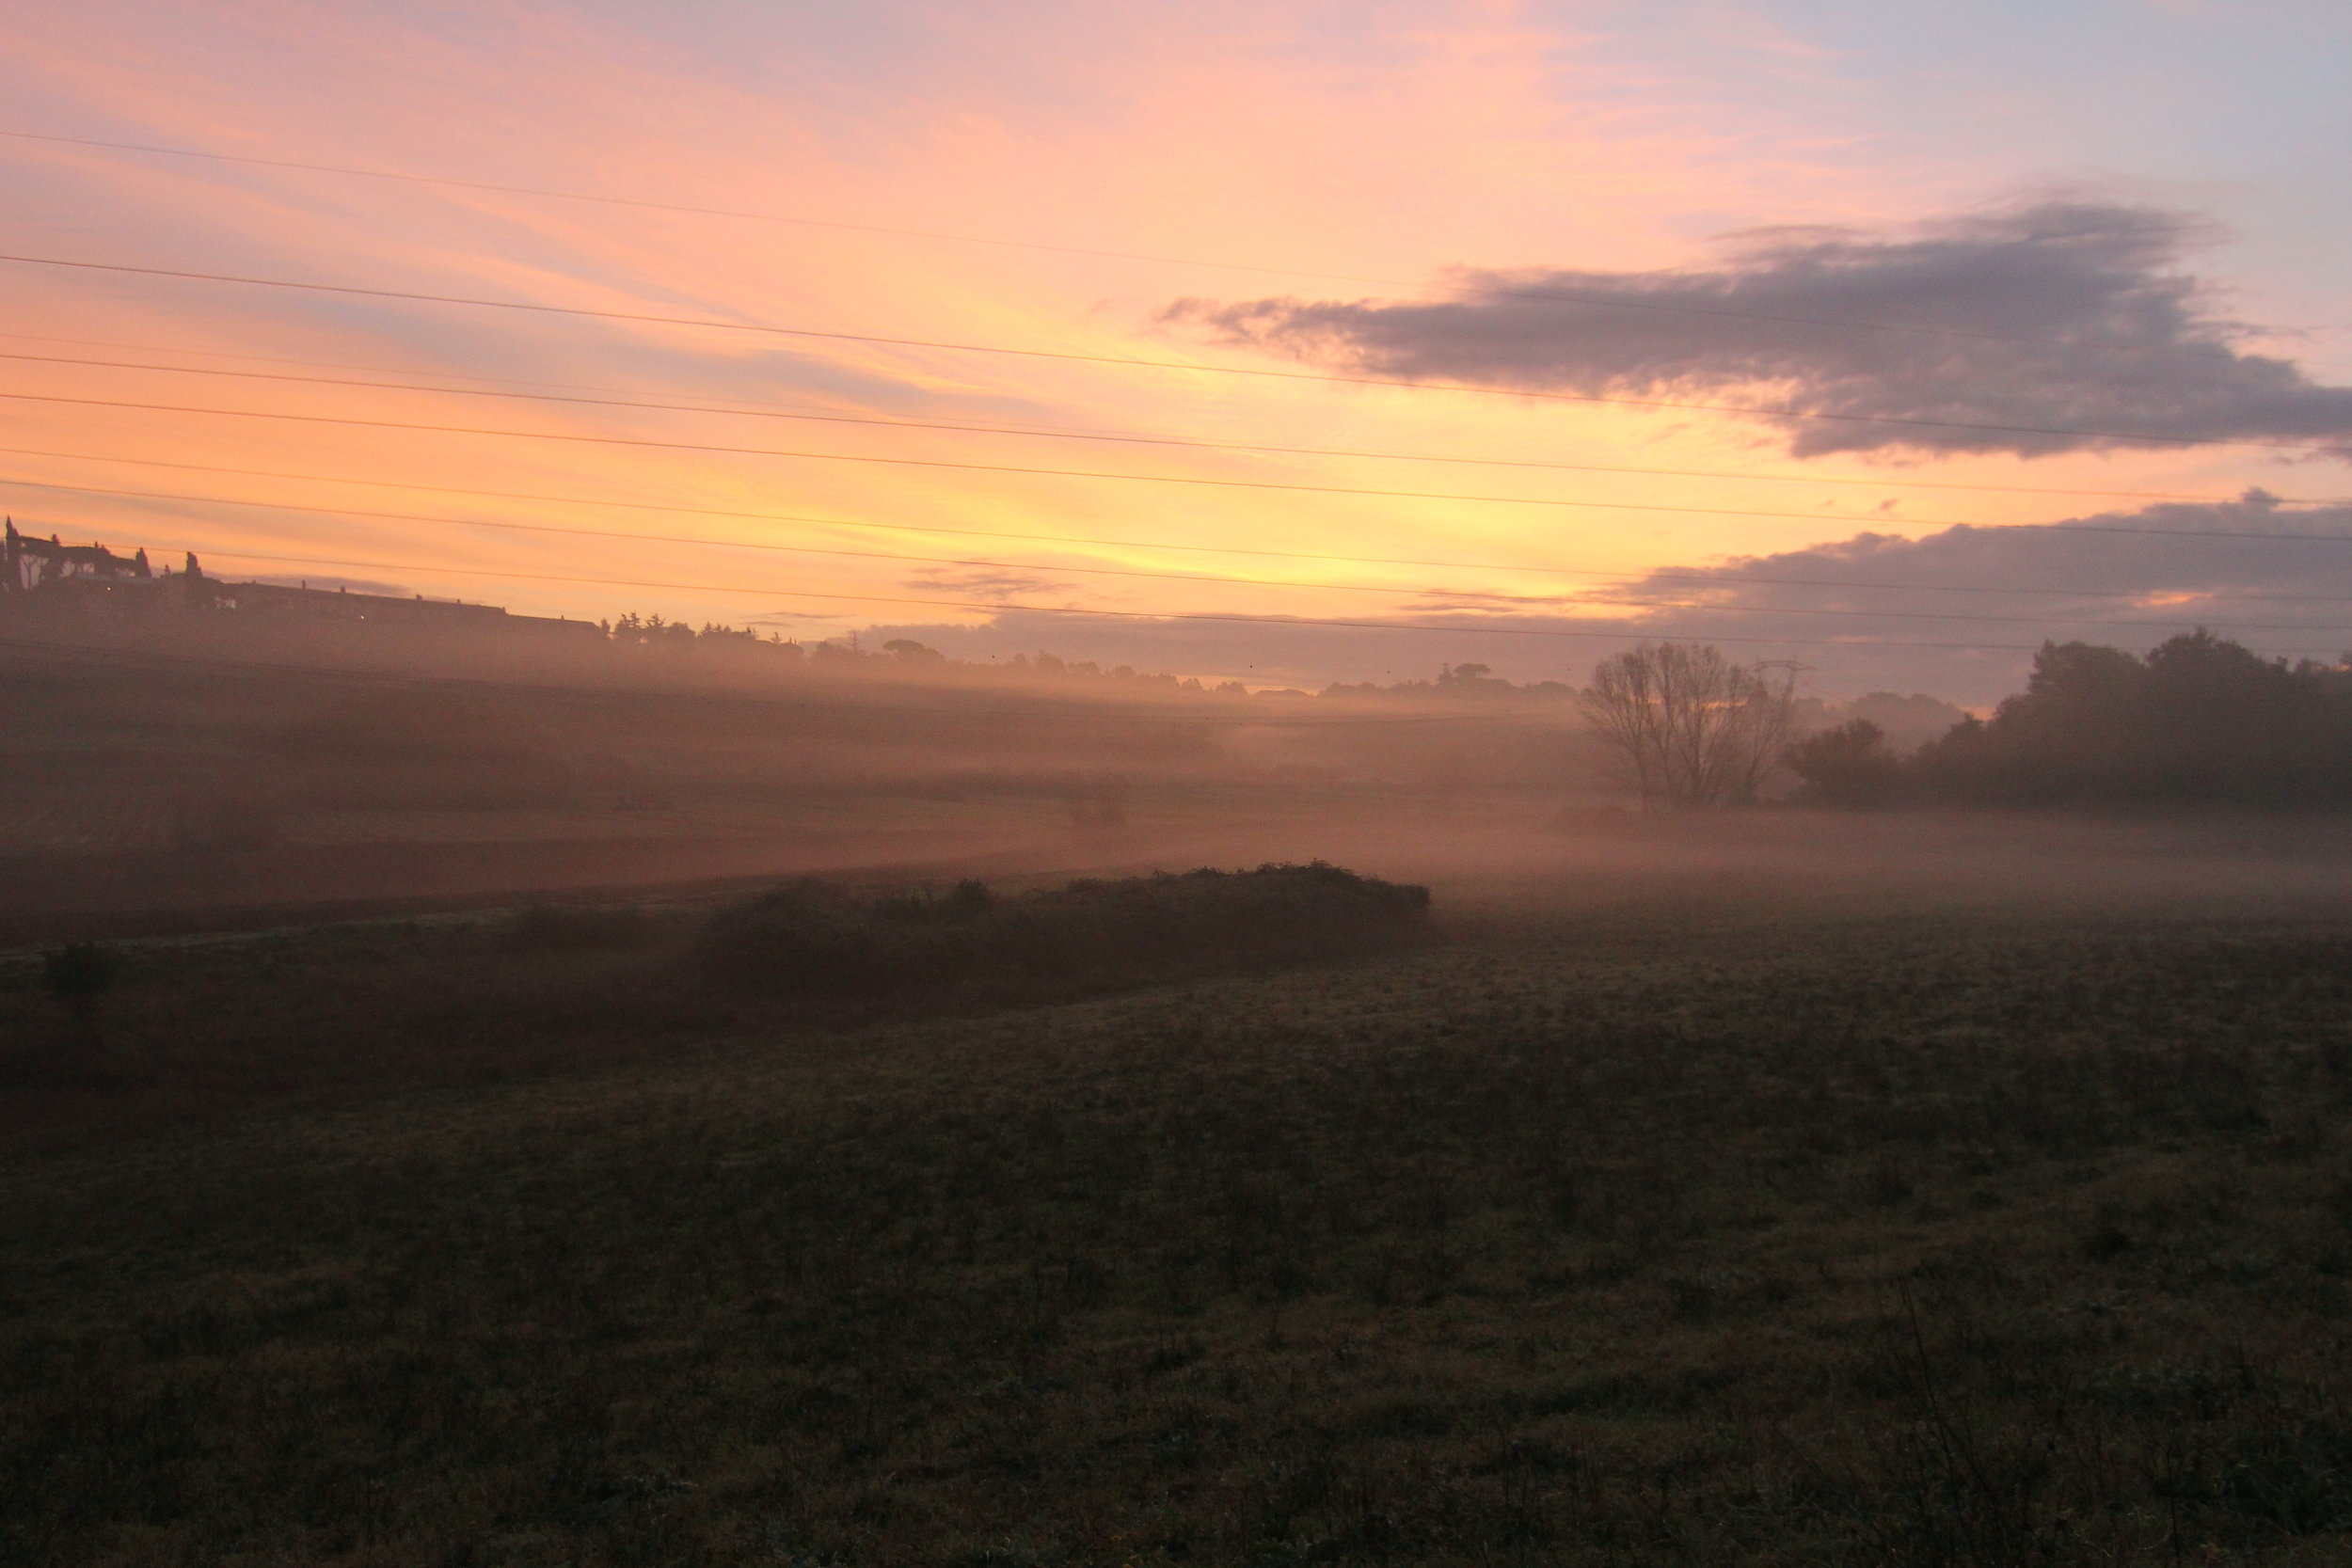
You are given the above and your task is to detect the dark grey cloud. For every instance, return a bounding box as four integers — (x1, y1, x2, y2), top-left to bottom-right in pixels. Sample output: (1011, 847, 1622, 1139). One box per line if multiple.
(849, 493, 2352, 706)
(1618, 490, 2352, 621)
(1579, 489, 2352, 698)
(1167, 200, 2352, 460)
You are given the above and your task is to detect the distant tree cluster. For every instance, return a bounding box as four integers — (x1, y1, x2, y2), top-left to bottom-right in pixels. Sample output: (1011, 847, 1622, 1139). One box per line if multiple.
(1792, 689, 1968, 753)
(606, 612, 801, 653)
(598, 618, 1246, 691)
(1788, 630, 2352, 807)
(1323, 663, 1576, 701)
(548, 614, 1642, 705)
(993, 651, 1207, 690)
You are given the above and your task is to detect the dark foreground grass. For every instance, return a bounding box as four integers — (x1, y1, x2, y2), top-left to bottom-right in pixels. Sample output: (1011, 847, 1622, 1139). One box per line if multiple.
(7, 895, 2352, 1564)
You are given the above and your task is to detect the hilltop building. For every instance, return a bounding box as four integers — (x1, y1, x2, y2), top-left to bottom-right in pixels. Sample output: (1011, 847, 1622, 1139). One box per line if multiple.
(2, 520, 600, 639)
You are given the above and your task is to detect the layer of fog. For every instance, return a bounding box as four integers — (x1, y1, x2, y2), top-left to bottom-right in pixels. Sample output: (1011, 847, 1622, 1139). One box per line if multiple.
(6, 608, 2348, 944)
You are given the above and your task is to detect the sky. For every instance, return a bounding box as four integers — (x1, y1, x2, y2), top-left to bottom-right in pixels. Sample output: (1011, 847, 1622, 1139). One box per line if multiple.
(0, 0, 2347, 703)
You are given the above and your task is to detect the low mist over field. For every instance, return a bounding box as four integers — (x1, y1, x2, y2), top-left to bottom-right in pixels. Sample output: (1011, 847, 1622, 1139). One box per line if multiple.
(8, 3, 2352, 1564)
(6, 604, 2312, 939)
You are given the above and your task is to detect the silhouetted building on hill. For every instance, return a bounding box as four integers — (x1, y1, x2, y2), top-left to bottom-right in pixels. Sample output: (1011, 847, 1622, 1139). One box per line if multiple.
(3, 520, 152, 593)
(2, 520, 599, 640)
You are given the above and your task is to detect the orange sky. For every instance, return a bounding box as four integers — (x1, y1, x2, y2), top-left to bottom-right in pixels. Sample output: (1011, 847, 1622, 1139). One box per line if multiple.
(0, 1, 2345, 694)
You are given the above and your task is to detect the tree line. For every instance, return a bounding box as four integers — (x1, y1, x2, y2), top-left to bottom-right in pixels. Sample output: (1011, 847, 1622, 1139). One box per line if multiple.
(1587, 632, 2352, 809)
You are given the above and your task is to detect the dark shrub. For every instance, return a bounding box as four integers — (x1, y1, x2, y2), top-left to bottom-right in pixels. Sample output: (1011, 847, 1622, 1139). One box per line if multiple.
(39, 942, 122, 1080)
(1786, 718, 1909, 807)
(41, 942, 119, 1023)
(694, 862, 1430, 997)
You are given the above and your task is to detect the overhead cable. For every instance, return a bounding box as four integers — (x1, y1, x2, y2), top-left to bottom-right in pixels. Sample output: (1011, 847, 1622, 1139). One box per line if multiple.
(0, 126, 2277, 364)
(8, 348, 2346, 516)
(27, 472, 2352, 630)
(1, 330, 2320, 506)
(15, 388, 2352, 529)
(186, 544, 2332, 654)
(8, 448, 2352, 595)
(2, 251, 2340, 453)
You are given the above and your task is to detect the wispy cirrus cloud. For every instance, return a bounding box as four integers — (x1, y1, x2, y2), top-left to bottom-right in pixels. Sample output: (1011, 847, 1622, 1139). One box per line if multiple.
(1167, 199, 2352, 462)
(900, 566, 1075, 600)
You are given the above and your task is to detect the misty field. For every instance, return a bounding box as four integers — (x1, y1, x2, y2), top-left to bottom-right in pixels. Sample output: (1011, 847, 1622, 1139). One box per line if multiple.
(7, 880, 2352, 1566)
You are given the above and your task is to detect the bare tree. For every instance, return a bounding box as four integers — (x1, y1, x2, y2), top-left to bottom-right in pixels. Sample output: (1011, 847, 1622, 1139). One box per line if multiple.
(1580, 642, 1798, 807)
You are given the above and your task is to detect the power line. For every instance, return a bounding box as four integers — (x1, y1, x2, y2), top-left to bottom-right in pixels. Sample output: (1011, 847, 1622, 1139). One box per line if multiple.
(0, 126, 2270, 365)
(3, 472, 1499, 598)
(9, 346, 2344, 515)
(3, 251, 2341, 454)
(16, 345, 2338, 508)
(18, 386, 2352, 535)
(8, 331, 2321, 507)
(0, 325, 841, 399)
(0, 384, 2002, 516)
(188, 543, 2303, 654)
(27, 471, 2352, 630)
(0, 352, 2057, 524)
(10, 448, 2352, 600)
(4, 385, 1764, 512)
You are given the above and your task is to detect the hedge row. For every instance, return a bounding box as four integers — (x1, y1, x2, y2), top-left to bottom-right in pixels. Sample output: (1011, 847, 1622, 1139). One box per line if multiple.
(695, 862, 1430, 997)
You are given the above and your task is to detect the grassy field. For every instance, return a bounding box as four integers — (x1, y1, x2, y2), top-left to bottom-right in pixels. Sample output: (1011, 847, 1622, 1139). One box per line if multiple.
(6, 869, 2352, 1565)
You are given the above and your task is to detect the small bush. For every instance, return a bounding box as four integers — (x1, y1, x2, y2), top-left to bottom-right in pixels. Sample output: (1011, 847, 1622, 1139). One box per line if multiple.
(40, 942, 119, 1010)
(694, 862, 1430, 996)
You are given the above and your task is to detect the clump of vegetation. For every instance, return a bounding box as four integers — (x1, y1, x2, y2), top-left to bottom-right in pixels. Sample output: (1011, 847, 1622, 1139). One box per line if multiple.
(694, 862, 1431, 996)
(1785, 717, 1911, 807)
(1784, 629, 2352, 808)
(39, 941, 117, 1043)
(8, 941, 128, 1093)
